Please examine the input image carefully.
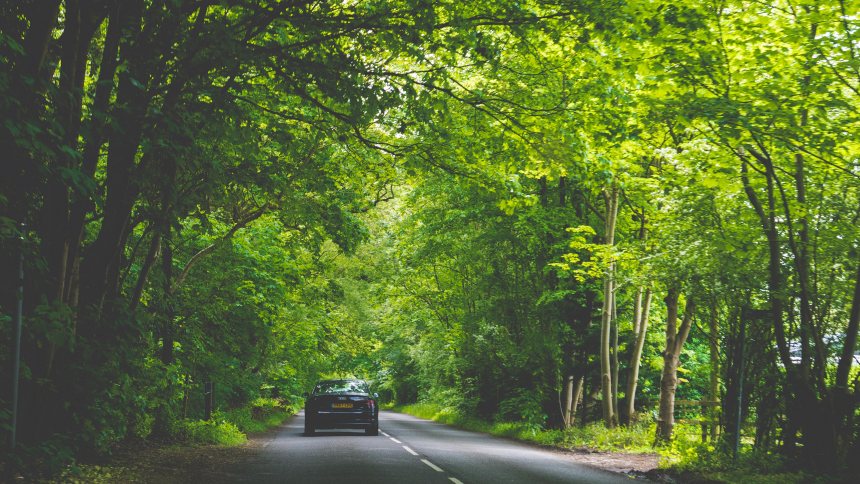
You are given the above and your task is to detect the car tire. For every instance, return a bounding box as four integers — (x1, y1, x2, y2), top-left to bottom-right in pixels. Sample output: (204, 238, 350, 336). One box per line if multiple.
(365, 422, 379, 436)
(304, 417, 315, 436)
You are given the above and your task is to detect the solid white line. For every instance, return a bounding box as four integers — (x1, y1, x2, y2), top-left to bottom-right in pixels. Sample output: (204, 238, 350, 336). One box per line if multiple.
(389, 437, 402, 444)
(449, 478, 464, 484)
(381, 431, 390, 437)
(402, 445, 418, 456)
(421, 459, 443, 472)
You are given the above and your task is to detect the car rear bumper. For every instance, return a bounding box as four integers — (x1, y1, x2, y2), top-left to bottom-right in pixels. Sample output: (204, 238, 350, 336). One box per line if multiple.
(308, 410, 377, 429)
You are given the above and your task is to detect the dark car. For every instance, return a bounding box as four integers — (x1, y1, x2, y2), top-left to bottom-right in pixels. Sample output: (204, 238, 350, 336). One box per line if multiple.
(304, 379, 379, 436)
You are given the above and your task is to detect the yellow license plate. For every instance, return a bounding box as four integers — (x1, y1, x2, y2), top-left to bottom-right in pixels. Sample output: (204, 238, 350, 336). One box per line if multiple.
(332, 403, 353, 409)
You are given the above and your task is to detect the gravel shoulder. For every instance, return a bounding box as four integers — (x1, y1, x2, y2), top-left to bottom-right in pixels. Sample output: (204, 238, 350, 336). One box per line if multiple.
(557, 448, 659, 475)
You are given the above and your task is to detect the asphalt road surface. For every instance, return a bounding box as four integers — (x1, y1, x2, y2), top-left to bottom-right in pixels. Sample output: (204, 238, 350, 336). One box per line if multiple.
(229, 410, 641, 483)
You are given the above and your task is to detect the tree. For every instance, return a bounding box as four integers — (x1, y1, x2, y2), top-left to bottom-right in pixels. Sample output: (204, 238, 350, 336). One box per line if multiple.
(655, 286, 696, 443)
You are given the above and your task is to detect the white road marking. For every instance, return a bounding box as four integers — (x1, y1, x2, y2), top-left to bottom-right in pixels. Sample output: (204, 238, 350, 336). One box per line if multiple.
(381, 431, 390, 437)
(449, 478, 464, 484)
(389, 437, 402, 444)
(402, 445, 418, 456)
(421, 459, 443, 472)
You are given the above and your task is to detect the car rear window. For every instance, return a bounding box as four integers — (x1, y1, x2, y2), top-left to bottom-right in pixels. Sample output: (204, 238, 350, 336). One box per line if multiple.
(314, 380, 368, 394)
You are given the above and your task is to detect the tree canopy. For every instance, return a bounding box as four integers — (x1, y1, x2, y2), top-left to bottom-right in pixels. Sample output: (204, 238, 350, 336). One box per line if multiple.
(1, 0, 858, 479)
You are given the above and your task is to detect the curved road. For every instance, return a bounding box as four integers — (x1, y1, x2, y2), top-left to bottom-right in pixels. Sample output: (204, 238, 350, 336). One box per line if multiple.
(229, 410, 641, 483)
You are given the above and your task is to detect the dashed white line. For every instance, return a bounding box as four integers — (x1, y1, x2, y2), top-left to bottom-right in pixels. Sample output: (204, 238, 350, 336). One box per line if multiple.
(390, 435, 463, 483)
(381, 431, 390, 437)
(421, 459, 443, 472)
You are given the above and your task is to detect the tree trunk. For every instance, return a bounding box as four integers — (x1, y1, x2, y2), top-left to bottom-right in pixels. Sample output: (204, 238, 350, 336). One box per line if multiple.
(563, 374, 584, 428)
(599, 186, 619, 428)
(571, 376, 584, 427)
(832, 260, 860, 465)
(625, 286, 652, 425)
(721, 306, 744, 456)
(151, 232, 175, 438)
(656, 287, 696, 443)
(708, 302, 720, 442)
(611, 294, 619, 424)
(130, 231, 162, 311)
(160, 235, 175, 365)
(740, 157, 800, 454)
(66, 2, 123, 308)
(76, 2, 152, 320)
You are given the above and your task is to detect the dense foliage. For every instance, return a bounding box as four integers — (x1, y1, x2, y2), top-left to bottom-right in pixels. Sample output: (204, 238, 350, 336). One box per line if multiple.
(1, 0, 858, 480)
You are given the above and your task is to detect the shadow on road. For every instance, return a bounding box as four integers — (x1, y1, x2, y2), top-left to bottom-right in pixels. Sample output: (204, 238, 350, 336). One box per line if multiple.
(302, 430, 375, 437)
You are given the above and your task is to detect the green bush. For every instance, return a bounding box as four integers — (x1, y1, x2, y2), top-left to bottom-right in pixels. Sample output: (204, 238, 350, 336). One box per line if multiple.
(131, 411, 155, 440)
(496, 389, 547, 430)
(0, 434, 78, 480)
(177, 418, 246, 446)
(220, 398, 291, 434)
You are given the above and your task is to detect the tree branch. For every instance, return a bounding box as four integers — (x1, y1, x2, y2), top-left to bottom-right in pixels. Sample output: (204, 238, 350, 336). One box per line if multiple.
(172, 206, 269, 291)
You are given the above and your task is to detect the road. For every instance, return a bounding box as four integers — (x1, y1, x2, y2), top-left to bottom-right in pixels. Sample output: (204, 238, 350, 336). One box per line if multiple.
(229, 410, 642, 483)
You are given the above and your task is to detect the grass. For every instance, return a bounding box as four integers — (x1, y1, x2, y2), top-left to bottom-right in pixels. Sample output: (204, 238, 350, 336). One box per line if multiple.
(392, 402, 655, 453)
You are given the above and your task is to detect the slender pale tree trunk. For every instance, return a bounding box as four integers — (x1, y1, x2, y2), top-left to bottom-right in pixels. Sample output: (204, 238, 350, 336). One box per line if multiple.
(625, 286, 652, 425)
(572, 376, 584, 427)
(611, 295, 619, 424)
(563, 375, 585, 428)
(600, 186, 619, 428)
(563, 375, 574, 427)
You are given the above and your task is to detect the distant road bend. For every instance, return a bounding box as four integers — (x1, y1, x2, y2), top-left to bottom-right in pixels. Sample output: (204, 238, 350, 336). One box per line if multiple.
(230, 410, 641, 483)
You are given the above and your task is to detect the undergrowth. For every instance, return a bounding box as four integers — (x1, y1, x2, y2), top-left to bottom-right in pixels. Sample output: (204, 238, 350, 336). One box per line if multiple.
(10, 398, 296, 482)
(177, 418, 247, 446)
(391, 403, 844, 484)
(662, 436, 840, 484)
(218, 397, 295, 435)
(394, 402, 655, 453)
(176, 397, 294, 445)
